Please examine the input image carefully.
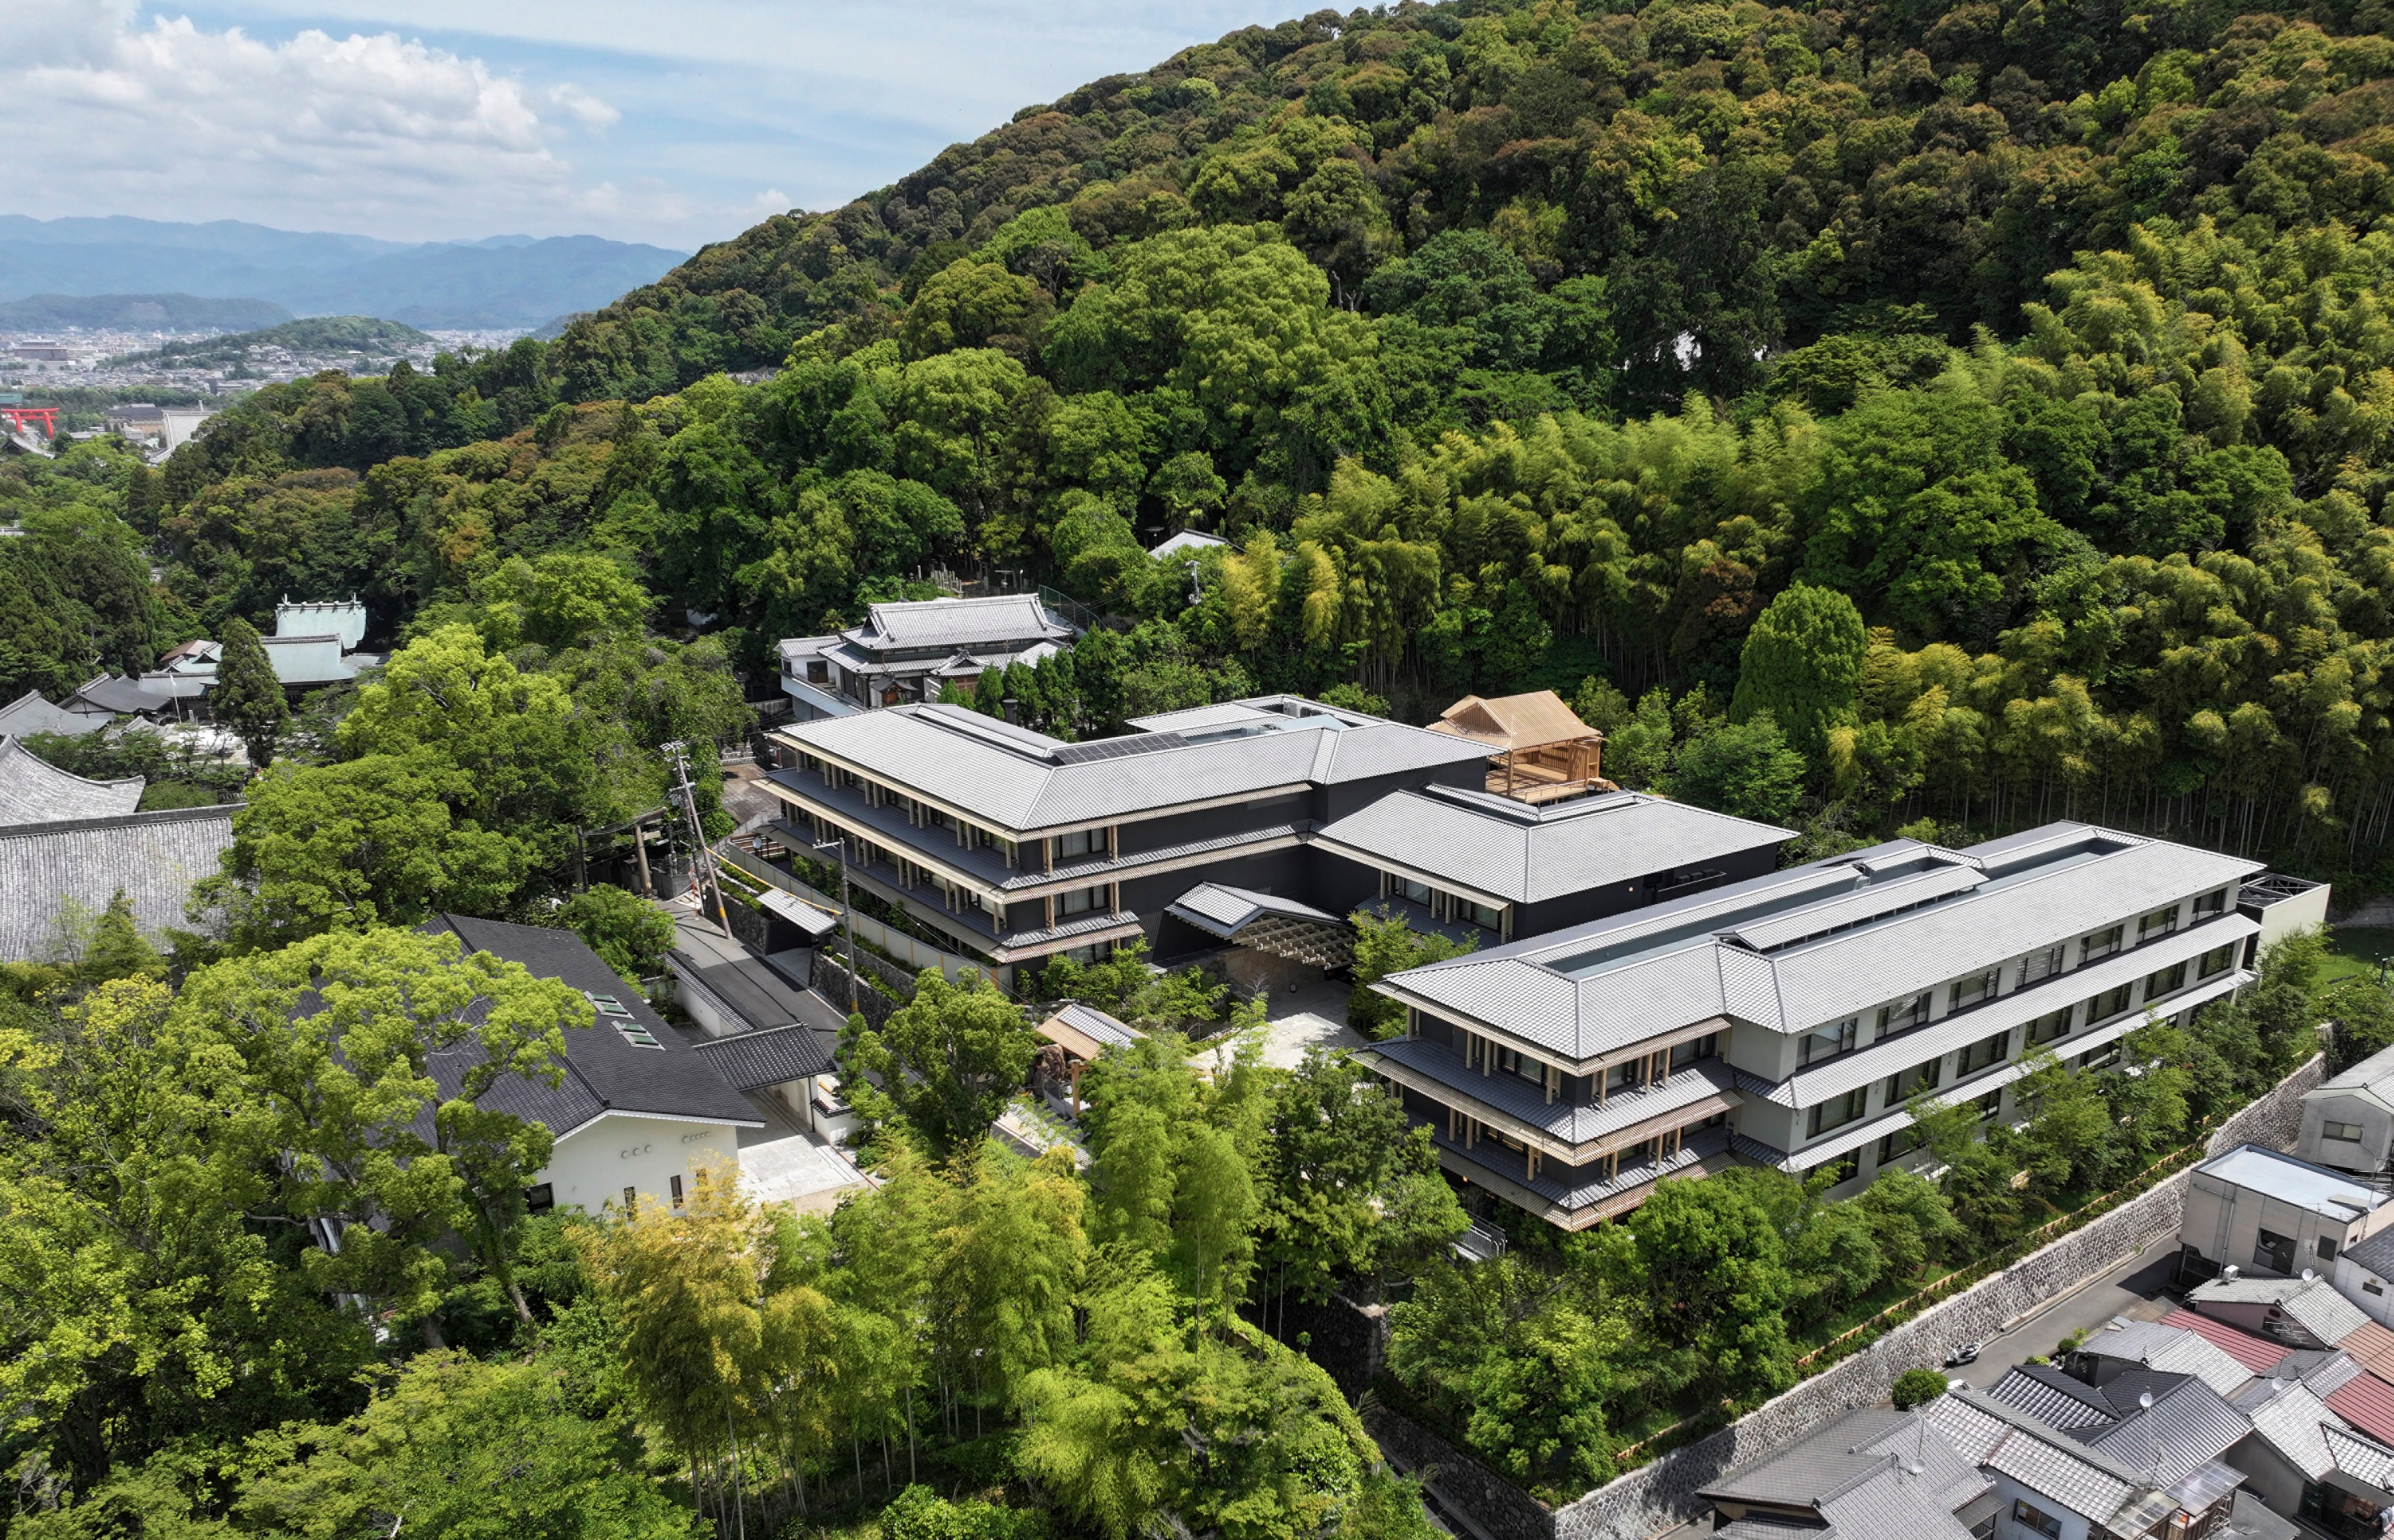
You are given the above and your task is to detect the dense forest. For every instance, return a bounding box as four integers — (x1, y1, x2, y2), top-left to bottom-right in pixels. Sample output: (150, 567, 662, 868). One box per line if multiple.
(13, 0, 2394, 1529)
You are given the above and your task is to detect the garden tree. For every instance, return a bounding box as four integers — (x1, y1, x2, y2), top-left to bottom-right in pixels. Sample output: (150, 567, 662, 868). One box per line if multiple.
(0, 978, 375, 1496)
(944, 1145, 1088, 1425)
(1616, 1171, 1799, 1406)
(841, 970, 1039, 1161)
(2324, 976, 2394, 1072)
(1729, 584, 1869, 762)
(212, 615, 290, 770)
(470, 549, 652, 651)
(165, 927, 584, 1335)
(201, 750, 530, 949)
(1023, 937, 1224, 1029)
(559, 884, 677, 984)
(1255, 1048, 1466, 1316)
(1891, 1369, 1950, 1410)
(1347, 913, 1476, 1037)
(235, 1351, 700, 1540)
(1665, 713, 1809, 827)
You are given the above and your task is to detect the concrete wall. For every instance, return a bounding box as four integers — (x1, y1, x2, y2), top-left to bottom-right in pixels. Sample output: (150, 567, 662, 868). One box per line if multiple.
(539, 1113, 743, 1215)
(1371, 1056, 2326, 1540)
(2295, 1089, 2393, 1177)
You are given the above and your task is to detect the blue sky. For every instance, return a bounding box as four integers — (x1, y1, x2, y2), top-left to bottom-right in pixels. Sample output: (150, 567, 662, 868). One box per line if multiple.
(9, 0, 1276, 251)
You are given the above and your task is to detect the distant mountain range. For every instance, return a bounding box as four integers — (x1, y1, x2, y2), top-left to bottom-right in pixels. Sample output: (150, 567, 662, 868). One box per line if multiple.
(0, 293, 295, 331)
(0, 217, 686, 330)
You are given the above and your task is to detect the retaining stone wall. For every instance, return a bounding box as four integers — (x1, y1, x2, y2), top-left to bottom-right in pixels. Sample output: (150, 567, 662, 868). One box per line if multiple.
(812, 953, 897, 1028)
(1366, 1057, 2326, 1540)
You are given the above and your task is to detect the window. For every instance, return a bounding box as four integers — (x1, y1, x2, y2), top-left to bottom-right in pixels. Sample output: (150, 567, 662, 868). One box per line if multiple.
(1057, 885, 1107, 916)
(622, 1186, 637, 1212)
(1877, 1126, 1923, 1167)
(1493, 1046, 1542, 1085)
(524, 1183, 555, 1214)
(2369, 1281, 2386, 1297)
(1605, 1059, 1649, 1096)
(2195, 888, 2228, 915)
(2327, 1120, 2365, 1143)
(2028, 1009, 2073, 1046)
(2087, 983, 2134, 1022)
(1959, 1031, 2009, 1075)
(2320, 1235, 2341, 1262)
(1461, 898, 1504, 932)
(2082, 925, 2124, 962)
(2257, 1228, 2296, 1273)
(1974, 1089, 2003, 1120)
(1055, 827, 1102, 860)
(1876, 994, 1930, 1037)
(2138, 904, 2179, 941)
(1885, 1059, 1942, 1103)
(1669, 1034, 1718, 1072)
(670, 1174, 685, 1211)
(587, 992, 662, 1049)
(1949, 968, 1999, 1011)
(2199, 944, 2235, 979)
(2013, 1500, 2063, 1540)
(1397, 876, 1433, 905)
(2143, 961, 2187, 1000)
(1807, 1088, 1870, 1137)
(1817, 1154, 1860, 1188)
(2017, 944, 2065, 987)
(1801, 1018, 1860, 1065)
(2075, 1041, 2122, 1072)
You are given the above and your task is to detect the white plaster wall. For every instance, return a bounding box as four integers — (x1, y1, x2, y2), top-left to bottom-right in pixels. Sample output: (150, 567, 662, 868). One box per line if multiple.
(2295, 1091, 2393, 1176)
(538, 1114, 742, 1214)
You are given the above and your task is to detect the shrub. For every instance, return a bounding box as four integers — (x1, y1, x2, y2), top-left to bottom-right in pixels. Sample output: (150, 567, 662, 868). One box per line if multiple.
(1891, 1368, 1950, 1409)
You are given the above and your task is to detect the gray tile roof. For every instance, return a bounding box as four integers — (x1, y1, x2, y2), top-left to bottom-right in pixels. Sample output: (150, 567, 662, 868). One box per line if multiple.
(2191, 1274, 2372, 1345)
(72, 673, 206, 715)
(0, 736, 143, 826)
(776, 698, 1486, 834)
(2077, 1321, 2257, 1397)
(2309, 1041, 2394, 1116)
(1378, 825, 2258, 1061)
(425, 915, 762, 1133)
(2346, 1228, 2394, 1282)
(2231, 1378, 2345, 1479)
(689, 1023, 835, 1091)
(1925, 1389, 2146, 1522)
(1368, 1036, 1738, 1148)
(0, 804, 234, 961)
(0, 690, 100, 737)
(1166, 881, 1342, 938)
(853, 594, 1074, 650)
(1698, 1405, 1985, 1540)
(1312, 785, 1791, 904)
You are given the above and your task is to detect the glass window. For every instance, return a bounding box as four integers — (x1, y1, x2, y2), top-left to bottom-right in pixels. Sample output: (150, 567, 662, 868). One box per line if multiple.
(1398, 877, 1432, 906)
(2017, 944, 2065, 987)
(1959, 1031, 2009, 1075)
(2075, 1041, 2123, 1072)
(2028, 1009, 2073, 1046)
(1807, 1088, 1870, 1137)
(1055, 828, 1102, 860)
(2195, 888, 2228, 915)
(1669, 1034, 1718, 1071)
(1876, 994, 1930, 1037)
(2087, 983, 2133, 1022)
(1463, 899, 1504, 932)
(2199, 944, 2234, 979)
(1876, 1126, 1922, 1167)
(670, 1174, 685, 1211)
(2082, 924, 2124, 961)
(2320, 1235, 2341, 1262)
(2013, 1500, 2063, 1540)
(1885, 1058, 1942, 1103)
(1949, 969, 1998, 1011)
(524, 1182, 555, 1214)
(2327, 1120, 2365, 1143)
(1974, 1089, 2003, 1119)
(1801, 1018, 1860, 1065)
(1057, 885, 1107, 916)
(2144, 961, 2188, 999)
(2256, 1228, 2296, 1273)
(2138, 904, 2179, 940)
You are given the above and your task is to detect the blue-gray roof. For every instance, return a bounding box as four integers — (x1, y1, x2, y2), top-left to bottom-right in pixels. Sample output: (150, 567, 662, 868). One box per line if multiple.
(0, 735, 143, 826)
(0, 803, 235, 961)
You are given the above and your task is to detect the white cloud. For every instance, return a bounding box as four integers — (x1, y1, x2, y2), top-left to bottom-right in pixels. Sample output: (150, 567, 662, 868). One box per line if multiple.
(0, 0, 625, 240)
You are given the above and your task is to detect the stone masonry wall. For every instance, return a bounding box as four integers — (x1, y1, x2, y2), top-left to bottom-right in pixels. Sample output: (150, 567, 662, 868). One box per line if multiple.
(1368, 1057, 2326, 1540)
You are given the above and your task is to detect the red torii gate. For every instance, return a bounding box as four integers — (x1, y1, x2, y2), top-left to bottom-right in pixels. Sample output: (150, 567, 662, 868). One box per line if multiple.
(0, 406, 58, 437)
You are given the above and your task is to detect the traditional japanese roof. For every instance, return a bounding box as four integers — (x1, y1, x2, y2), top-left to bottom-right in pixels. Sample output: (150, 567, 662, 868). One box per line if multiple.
(2189, 1273, 2374, 1346)
(2230, 1377, 2347, 1480)
(847, 594, 1074, 653)
(1036, 1002, 1142, 1061)
(1697, 1405, 1987, 1540)
(0, 690, 99, 738)
(1983, 1366, 2251, 1487)
(1314, 784, 1789, 905)
(775, 696, 1487, 835)
(0, 804, 234, 962)
(689, 1023, 836, 1092)
(1428, 690, 1603, 753)
(0, 735, 143, 827)
(273, 596, 366, 650)
(1925, 1388, 2151, 1524)
(71, 672, 206, 715)
(2161, 1308, 2291, 1373)
(1376, 824, 2260, 1060)
(2076, 1320, 2260, 1397)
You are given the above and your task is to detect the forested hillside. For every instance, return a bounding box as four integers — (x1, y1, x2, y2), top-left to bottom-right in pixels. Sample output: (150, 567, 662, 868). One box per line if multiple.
(4, 0, 2382, 881)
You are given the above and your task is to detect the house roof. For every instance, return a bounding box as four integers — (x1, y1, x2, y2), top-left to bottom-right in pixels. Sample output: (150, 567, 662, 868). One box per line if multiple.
(1379, 824, 2259, 1058)
(688, 1023, 836, 1092)
(420, 914, 762, 1137)
(2230, 1377, 2347, 1480)
(847, 594, 1075, 653)
(0, 690, 101, 738)
(0, 804, 235, 962)
(1984, 1366, 2252, 1488)
(2194, 1144, 2389, 1223)
(273, 596, 366, 649)
(1312, 785, 1790, 905)
(2189, 1273, 2372, 1345)
(774, 696, 1488, 835)
(2161, 1309, 2292, 1373)
(1165, 881, 1344, 940)
(72, 672, 206, 714)
(2326, 1368, 2394, 1445)
(1924, 1387, 2150, 1524)
(1148, 530, 1230, 559)
(1696, 1406, 1985, 1539)
(1428, 690, 1603, 752)
(2309, 1041, 2394, 1117)
(2076, 1320, 2258, 1397)
(0, 735, 144, 827)
(2344, 1228, 2394, 1282)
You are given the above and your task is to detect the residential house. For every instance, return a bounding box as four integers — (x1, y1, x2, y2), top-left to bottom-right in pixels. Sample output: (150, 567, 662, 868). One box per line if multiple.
(757, 694, 1791, 985)
(1978, 1363, 2261, 1535)
(417, 915, 763, 1214)
(2188, 1274, 2380, 1352)
(2178, 1146, 2394, 1285)
(2297, 1043, 2394, 1180)
(1368, 823, 2272, 1226)
(775, 594, 1080, 721)
(1426, 690, 1608, 805)
(1694, 1404, 1995, 1539)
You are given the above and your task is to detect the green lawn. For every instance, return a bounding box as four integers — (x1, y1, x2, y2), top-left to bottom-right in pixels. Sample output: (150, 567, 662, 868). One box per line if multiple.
(2324, 928, 2394, 986)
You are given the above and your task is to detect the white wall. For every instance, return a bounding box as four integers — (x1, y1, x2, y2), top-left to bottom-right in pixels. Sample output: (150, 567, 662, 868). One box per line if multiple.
(2296, 1089, 2393, 1176)
(538, 1113, 742, 1214)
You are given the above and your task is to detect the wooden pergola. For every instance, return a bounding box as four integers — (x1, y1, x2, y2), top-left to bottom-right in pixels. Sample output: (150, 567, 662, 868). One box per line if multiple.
(1428, 690, 1609, 804)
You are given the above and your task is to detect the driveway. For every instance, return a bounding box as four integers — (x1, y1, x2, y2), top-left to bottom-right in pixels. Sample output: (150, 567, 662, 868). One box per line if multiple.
(1947, 1230, 2182, 1388)
(739, 1129, 872, 1216)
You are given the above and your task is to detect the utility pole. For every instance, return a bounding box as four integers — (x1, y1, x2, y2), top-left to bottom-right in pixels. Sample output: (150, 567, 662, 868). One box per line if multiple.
(664, 741, 734, 935)
(811, 834, 860, 1015)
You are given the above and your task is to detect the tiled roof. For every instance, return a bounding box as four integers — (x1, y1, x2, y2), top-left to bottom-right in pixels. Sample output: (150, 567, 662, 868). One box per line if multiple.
(1379, 824, 2258, 1059)
(1312, 785, 1789, 904)
(2344, 1227, 2394, 1281)
(0, 804, 234, 962)
(852, 594, 1074, 650)
(1165, 881, 1342, 938)
(2326, 1369, 2394, 1445)
(689, 1024, 835, 1091)
(71, 672, 206, 714)
(0, 690, 99, 737)
(2078, 1320, 2257, 1397)
(2326, 1424, 2394, 1489)
(1699, 1406, 1985, 1540)
(2306, 1041, 2394, 1116)
(1924, 1390, 2144, 1523)
(2161, 1309, 2289, 1373)
(2189, 1274, 2372, 1345)
(2232, 1378, 2345, 1479)
(0, 736, 143, 826)
(1985, 1365, 2119, 1432)
(1368, 1036, 1738, 1148)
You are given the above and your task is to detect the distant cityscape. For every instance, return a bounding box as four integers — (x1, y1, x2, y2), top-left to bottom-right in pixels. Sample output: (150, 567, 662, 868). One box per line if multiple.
(0, 323, 526, 399)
